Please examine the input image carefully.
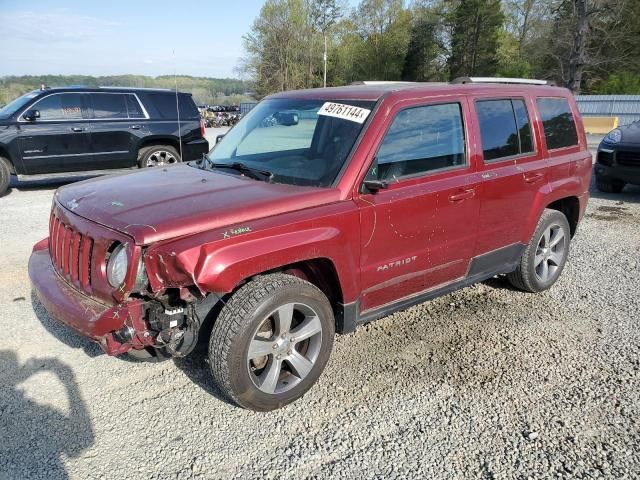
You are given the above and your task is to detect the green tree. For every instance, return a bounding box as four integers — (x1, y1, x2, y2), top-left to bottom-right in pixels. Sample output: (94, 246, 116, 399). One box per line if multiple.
(448, 0, 504, 79)
(352, 0, 411, 80)
(401, 5, 447, 81)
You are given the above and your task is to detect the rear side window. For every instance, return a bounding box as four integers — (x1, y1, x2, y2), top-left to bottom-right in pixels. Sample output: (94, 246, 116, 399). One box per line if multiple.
(32, 93, 83, 121)
(476, 99, 534, 161)
(89, 93, 146, 119)
(375, 103, 466, 180)
(125, 95, 145, 118)
(90, 93, 127, 119)
(536, 97, 578, 150)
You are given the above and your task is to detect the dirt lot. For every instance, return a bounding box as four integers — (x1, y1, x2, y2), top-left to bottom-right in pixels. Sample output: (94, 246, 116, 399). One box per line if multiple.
(0, 172, 639, 479)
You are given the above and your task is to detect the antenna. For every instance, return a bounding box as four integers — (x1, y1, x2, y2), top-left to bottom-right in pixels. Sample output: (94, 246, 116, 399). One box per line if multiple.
(173, 49, 184, 161)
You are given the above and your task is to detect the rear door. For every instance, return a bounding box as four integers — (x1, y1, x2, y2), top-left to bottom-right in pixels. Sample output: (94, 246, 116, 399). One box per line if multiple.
(87, 92, 148, 168)
(472, 96, 548, 254)
(356, 96, 482, 313)
(17, 92, 92, 174)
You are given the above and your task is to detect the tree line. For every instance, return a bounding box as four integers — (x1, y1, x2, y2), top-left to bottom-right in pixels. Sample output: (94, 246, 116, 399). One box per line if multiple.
(239, 0, 640, 96)
(0, 75, 253, 106)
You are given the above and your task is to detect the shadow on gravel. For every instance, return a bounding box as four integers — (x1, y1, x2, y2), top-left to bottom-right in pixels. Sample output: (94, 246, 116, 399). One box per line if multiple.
(481, 275, 521, 292)
(0, 350, 95, 479)
(173, 352, 236, 407)
(31, 290, 103, 358)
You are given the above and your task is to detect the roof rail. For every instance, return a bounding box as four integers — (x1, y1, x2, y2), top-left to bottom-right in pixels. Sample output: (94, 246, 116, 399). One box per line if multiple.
(350, 81, 416, 85)
(451, 76, 555, 86)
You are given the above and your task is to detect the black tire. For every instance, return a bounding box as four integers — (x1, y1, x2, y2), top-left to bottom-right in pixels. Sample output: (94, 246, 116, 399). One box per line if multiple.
(138, 145, 181, 168)
(0, 156, 11, 197)
(595, 177, 625, 194)
(507, 209, 571, 293)
(209, 273, 335, 411)
(121, 346, 173, 363)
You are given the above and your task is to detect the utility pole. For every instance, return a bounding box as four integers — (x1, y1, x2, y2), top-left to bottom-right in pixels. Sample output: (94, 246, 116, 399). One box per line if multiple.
(323, 32, 327, 88)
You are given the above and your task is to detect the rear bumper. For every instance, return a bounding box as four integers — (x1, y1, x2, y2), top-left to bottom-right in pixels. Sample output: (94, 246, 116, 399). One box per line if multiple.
(182, 138, 209, 161)
(29, 239, 149, 355)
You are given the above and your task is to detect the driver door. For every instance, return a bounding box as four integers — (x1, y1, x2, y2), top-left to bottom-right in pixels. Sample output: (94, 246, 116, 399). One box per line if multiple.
(356, 97, 482, 313)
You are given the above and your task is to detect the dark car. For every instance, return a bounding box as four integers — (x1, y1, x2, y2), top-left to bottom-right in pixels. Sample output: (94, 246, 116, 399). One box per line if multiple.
(594, 122, 640, 193)
(0, 87, 209, 196)
(29, 78, 591, 411)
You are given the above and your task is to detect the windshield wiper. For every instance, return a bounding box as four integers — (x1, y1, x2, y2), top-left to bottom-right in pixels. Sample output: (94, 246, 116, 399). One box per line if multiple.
(210, 161, 274, 182)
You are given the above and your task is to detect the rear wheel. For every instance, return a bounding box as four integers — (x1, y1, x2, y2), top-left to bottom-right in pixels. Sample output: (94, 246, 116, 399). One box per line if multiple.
(595, 177, 625, 193)
(209, 274, 335, 411)
(507, 209, 571, 293)
(0, 157, 11, 197)
(138, 145, 181, 168)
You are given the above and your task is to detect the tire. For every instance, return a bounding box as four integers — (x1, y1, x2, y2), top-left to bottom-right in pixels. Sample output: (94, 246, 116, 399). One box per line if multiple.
(121, 346, 173, 363)
(507, 209, 571, 293)
(0, 156, 11, 197)
(595, 177, 625, 194)
(209, 273, 335, 411)
(138, 145, 181, 168)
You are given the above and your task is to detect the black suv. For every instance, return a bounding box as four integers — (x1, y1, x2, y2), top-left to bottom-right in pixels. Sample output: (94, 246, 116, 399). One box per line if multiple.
(0, 87, 209, 196)
(595, 123, 640, 193)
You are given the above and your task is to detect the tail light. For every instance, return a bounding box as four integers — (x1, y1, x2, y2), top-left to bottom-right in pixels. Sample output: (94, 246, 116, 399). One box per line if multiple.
(200, 119, 206, 139)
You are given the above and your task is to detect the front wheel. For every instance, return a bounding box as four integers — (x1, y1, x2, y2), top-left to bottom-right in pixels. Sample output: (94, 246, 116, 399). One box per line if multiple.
(209, 274, 335, 411)
(595, 177, 625, 194)
(507, 209, 571, 293)
(0, 157, 11, 197)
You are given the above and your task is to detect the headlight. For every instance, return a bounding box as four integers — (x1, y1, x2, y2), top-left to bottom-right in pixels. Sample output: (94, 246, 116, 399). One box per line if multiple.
(107, 243, 128, 288)
(605, 128, 622, 144)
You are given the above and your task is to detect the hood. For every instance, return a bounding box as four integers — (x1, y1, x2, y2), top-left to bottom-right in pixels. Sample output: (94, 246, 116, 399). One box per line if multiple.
(55, 165, 340, 245)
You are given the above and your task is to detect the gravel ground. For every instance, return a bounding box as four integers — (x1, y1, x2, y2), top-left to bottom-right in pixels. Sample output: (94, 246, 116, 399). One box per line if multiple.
(1, 172, 639, 479)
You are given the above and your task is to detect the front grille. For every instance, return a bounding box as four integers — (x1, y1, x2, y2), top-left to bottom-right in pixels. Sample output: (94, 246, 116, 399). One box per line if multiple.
(597, 150, 614, 166)
(49, 212, 94, 292)
(617, 151, 640, 168)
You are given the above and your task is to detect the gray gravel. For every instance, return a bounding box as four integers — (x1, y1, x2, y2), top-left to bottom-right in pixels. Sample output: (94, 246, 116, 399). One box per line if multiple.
(1, 176, 639, 479)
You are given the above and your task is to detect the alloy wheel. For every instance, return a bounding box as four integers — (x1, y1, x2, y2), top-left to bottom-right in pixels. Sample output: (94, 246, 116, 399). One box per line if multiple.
(247, 302, 323, 394)
(534, 223, 566, 282)
(146, 150, 178, 167)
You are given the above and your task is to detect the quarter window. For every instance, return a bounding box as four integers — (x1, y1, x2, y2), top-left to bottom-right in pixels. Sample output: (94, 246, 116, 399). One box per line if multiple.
(536, 97, 578, 150)
(476, 99, 534, 161)
(374, 103, 466, 180)
(32, 94, 83, 121)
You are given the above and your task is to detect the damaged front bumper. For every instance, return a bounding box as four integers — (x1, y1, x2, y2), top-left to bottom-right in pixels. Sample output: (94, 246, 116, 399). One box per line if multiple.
(29, 239, 153, 356)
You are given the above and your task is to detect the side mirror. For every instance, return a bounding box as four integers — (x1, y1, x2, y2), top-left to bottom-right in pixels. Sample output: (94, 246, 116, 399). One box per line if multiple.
(216, 134, 225, 144)
(361, 179, 388, 193)
(276, 112, 299, 126)
(24, 109, 40, 121)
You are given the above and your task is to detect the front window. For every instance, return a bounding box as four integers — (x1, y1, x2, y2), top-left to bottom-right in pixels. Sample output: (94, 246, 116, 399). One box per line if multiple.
(203, 98, 375, 187)
(0, 91, 39, 119)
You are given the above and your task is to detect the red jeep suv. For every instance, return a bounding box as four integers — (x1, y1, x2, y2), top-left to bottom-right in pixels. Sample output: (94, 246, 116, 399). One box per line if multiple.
(29, 78, 592, 411)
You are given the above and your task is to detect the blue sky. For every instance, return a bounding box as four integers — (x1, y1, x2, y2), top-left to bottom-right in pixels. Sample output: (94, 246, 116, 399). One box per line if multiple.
(0, 0, 274, 78)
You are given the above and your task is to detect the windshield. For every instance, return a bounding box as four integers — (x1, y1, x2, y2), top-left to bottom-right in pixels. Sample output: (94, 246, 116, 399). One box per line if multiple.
(204, 98, 375, 187)
(0, 91, 39, 119)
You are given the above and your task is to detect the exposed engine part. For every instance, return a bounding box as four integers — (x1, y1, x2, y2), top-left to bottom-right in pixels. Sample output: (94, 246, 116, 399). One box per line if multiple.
(112, 324, 134, 344)
(146, 302, 201, 358)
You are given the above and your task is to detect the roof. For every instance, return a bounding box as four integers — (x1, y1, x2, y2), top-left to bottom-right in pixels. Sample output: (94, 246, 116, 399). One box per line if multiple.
(267, 82, 570, 102)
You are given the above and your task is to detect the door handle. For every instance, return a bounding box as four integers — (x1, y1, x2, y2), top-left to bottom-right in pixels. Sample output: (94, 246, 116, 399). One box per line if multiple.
(71, 127, 87, 132)
(448, 189, 475, 202)
(524, 172, 544, 183)
(130, 125, 142, 130)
